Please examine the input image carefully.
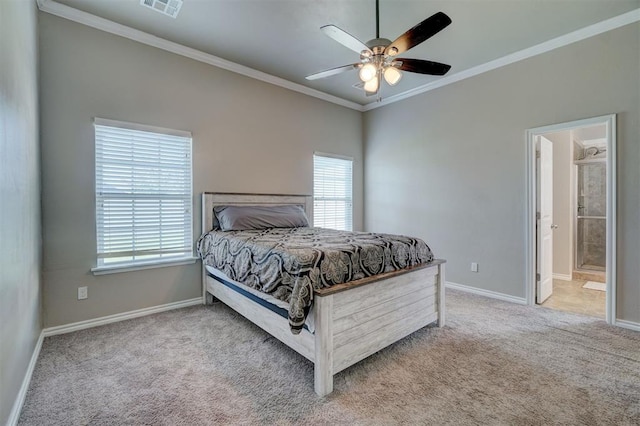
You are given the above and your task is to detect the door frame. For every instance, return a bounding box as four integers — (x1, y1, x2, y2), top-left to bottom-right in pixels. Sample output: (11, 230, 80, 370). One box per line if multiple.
(525, 114, 616, 324)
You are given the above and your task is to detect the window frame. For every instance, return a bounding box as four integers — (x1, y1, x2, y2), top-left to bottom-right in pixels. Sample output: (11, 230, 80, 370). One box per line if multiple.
(91, 118, 196, 275)
(313, 152, 354, 231)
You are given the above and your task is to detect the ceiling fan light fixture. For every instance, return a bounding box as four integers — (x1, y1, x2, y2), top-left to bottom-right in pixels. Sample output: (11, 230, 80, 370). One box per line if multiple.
(383, 66, 402, 86)
(306, 0, 452, 98)
(359, 63, 377, 82)
(364, 75, 379, 93)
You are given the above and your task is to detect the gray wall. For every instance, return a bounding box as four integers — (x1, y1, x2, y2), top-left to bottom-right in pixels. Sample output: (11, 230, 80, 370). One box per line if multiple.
(364, 24, 639, 323)
(545, 131, 572, 278)
(39, 13, 363, 327)
(0, 1, 42, 424)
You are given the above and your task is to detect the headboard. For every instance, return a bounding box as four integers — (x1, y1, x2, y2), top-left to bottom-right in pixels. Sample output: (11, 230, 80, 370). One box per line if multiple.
(201, 192, 314, 234)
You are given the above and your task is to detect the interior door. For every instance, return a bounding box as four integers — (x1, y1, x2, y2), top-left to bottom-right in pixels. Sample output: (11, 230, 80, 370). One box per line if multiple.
(536, 136, 554, 303)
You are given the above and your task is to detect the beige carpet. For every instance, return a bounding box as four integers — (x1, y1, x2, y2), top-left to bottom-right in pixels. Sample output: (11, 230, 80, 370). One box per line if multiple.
(19, 290, 640, 425)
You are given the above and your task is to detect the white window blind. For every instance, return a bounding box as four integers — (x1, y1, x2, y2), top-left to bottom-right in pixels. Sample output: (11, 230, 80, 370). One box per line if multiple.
(313, 154, 353, 231)
(94, 119, 193, 267)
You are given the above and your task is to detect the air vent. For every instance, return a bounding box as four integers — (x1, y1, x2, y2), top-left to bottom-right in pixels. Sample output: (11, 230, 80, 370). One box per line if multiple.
(139, 0, 183, 19)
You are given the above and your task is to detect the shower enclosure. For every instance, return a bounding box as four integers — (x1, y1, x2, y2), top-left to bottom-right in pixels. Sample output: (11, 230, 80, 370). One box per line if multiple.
(575, 147, 606, 272)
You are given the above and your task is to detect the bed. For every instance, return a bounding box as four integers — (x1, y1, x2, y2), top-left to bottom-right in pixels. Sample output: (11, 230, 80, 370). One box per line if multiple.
(199, 192, 446, 396)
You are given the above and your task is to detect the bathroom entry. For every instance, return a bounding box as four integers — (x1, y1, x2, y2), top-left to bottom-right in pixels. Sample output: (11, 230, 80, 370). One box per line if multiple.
(526, 115, 616, 323)
(575, 142, 607, 277)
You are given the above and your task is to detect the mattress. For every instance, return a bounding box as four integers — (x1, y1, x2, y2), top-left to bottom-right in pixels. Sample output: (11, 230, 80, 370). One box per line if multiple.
(205, 265, 315, 332)
(197, 227, 434, 334)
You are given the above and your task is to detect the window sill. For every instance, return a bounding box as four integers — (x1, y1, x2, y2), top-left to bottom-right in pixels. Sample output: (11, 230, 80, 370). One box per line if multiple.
(91, 257, 198, 276)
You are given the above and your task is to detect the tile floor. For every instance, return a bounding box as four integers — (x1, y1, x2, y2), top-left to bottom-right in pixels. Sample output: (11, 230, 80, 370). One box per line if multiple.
(540, 278, 606, 319)
(573, 269, 606, 283)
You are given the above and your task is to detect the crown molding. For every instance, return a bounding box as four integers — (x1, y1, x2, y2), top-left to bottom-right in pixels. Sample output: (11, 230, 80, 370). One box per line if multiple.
(37, 0, 638, 113)
(363, 8, 640, 111)
(36, 0, 364, 111)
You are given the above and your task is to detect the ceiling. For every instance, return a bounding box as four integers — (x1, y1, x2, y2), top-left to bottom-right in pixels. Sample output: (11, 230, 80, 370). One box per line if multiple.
(52, 0, 640, 106)
(575, 125, 607, 145)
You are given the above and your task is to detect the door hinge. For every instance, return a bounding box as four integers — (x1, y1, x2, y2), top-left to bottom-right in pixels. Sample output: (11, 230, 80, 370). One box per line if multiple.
(536, 212, 540, 220)
(536, 151, 541, 159)
(536, 273, 540, 281)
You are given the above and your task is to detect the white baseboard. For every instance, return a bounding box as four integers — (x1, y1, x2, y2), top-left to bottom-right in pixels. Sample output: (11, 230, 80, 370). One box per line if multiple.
(7, 331, 44, 426)
(446, 281, 527, 305)
(552, 273, 572, 281)
(43, 297, 202, 337)
(614, 319, 640, 332)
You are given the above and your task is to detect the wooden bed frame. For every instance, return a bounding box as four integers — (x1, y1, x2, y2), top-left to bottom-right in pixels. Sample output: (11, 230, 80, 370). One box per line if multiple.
(201, 192, 446, 396)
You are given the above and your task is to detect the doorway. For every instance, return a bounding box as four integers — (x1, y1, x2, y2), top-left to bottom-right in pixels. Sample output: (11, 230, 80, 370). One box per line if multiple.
(526, 115, 616, 323)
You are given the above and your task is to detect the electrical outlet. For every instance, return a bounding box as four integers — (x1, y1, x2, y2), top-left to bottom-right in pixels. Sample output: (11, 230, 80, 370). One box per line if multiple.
(78, 286, 88, 300)
(471, 262, 479, 272)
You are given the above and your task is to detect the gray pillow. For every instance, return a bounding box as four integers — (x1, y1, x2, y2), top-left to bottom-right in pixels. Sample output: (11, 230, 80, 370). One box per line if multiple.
(214, 205, 309, 231)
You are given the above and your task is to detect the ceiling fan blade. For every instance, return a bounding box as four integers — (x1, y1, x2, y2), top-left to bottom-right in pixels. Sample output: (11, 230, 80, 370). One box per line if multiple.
(385, 12, 451, 56)
(321, 25, 372, 55)
(306, 63, 360, 80)
(396, 58, 451, 76)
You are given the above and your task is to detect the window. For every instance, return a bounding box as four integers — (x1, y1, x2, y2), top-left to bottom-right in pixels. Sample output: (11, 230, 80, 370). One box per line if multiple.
(313, 153, 353, 231)
(93, 118, 193, 272)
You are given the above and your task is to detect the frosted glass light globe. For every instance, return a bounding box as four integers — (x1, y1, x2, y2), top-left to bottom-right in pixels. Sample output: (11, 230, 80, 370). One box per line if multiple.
(359, 63, 377, 82)
(364, 75, 379, 93)
(383, 67, 402, 86)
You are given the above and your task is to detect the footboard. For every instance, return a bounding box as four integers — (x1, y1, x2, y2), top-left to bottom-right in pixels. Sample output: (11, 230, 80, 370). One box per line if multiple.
(313, 260, 445, 396)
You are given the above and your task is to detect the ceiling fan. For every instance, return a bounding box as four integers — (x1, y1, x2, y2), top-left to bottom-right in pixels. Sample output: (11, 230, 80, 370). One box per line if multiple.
(306, 0, 452, 96)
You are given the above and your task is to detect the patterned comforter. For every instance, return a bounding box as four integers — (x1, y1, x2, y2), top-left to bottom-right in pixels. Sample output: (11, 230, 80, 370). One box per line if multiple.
(197, 227, 434, 334)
